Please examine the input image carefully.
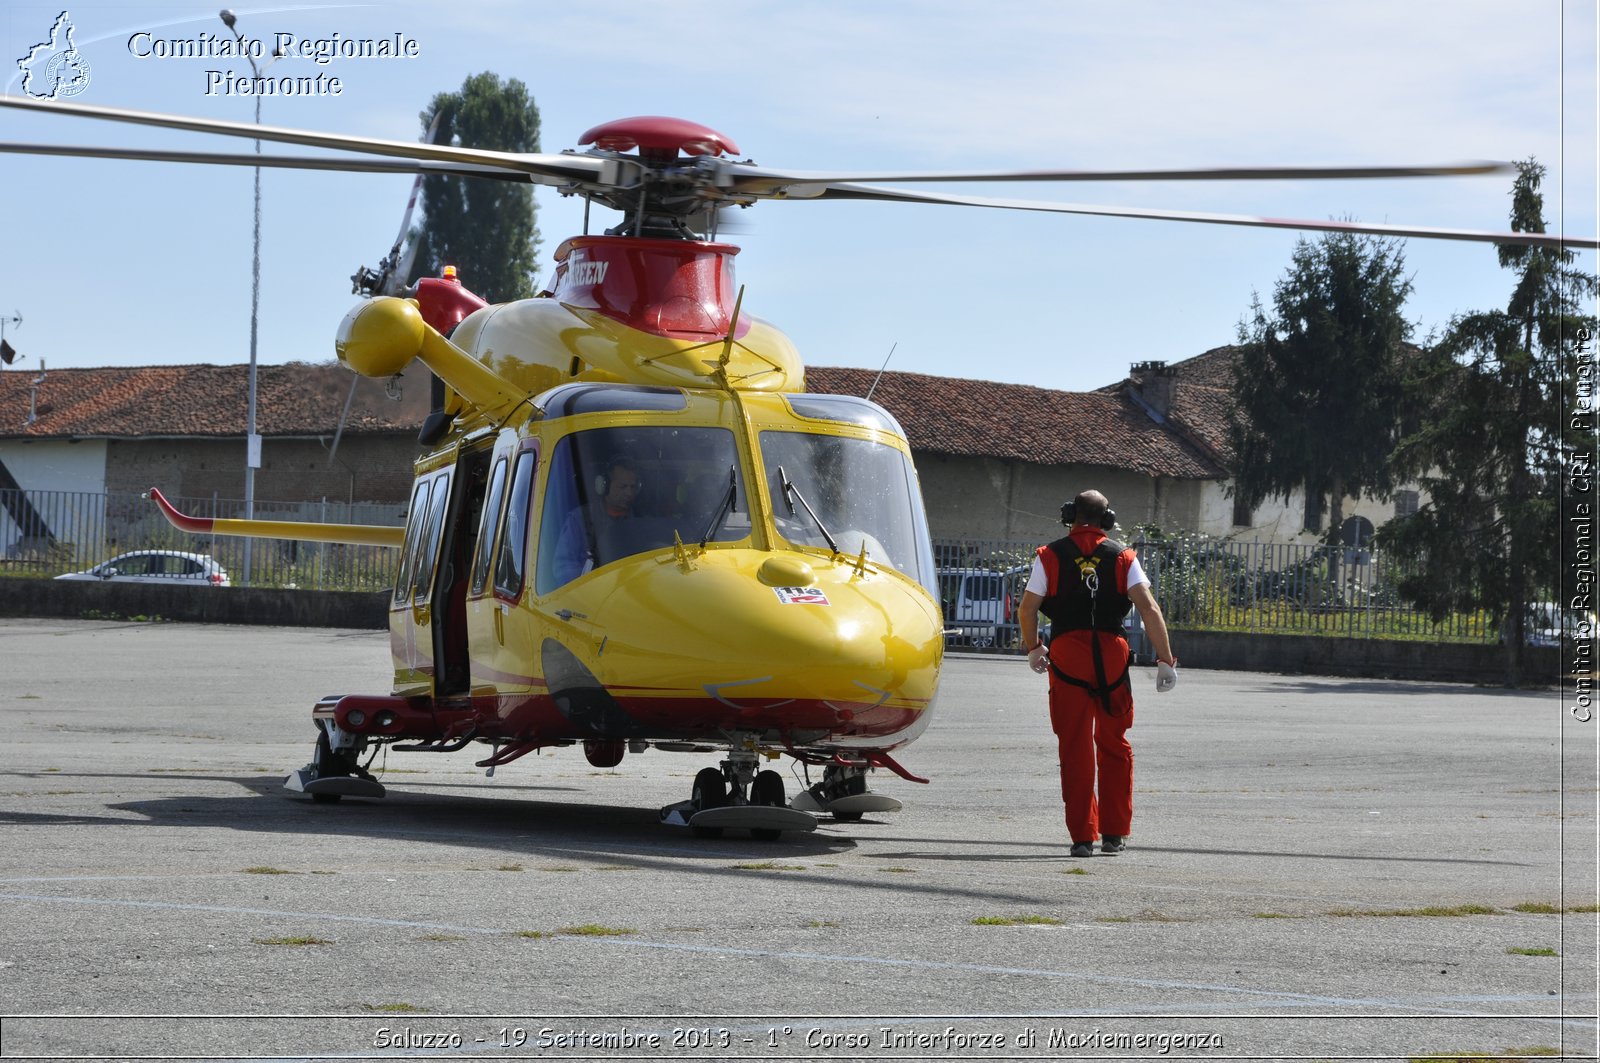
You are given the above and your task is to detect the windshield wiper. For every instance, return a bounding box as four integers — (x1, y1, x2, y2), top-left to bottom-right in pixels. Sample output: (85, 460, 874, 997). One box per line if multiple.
(699, 465, 737, 548)
(777, 464, 838, 553)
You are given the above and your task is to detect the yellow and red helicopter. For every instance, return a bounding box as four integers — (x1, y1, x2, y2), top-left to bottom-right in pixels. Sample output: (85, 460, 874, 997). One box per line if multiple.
(2, 97, 1594, 838)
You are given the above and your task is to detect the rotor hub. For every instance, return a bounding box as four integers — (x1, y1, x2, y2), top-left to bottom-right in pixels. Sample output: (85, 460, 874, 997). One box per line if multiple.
(579, 116, 739, 160)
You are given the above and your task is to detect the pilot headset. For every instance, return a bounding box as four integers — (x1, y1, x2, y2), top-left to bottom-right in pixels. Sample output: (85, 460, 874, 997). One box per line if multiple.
(1061, 498, 1117, 530)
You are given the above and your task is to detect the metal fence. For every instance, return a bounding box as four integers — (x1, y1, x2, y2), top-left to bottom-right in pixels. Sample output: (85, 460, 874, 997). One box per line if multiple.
(933, 534, 1502, 651)
(3, 487, 1502, 642)
(0, 488, 403, 591)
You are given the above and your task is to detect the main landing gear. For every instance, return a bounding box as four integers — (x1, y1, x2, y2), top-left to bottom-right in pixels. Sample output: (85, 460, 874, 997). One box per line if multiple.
(285, 722, 386, 803)
(790, 763, 903, 822)
(660, 747, 818, 840)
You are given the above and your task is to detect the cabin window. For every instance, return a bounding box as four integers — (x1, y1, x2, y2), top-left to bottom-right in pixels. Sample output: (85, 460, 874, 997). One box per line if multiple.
(410, 469, 453, 604)
(469, 457, 509, 596)
(782, 393, 906, 435)
(539, 383, 688, 418)
(493, 451, 537, 600)
(535, 425, 746, 594)
(758, 430, 934, 587)
(391, 479, 432, 606)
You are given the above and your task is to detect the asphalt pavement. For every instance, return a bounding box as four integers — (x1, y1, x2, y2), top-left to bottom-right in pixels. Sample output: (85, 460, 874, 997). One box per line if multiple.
(0, 618, 1594, 1061)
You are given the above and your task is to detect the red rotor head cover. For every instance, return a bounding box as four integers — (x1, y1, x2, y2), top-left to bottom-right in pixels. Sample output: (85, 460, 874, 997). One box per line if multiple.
(579, 116, 739, 159)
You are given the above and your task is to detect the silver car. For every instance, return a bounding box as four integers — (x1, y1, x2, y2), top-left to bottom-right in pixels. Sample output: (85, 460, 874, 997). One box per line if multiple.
(55, 550, 231, 587)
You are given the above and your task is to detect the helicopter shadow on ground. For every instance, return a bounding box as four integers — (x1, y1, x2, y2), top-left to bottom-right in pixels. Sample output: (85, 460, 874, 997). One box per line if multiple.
(0, 770, 1067, 907)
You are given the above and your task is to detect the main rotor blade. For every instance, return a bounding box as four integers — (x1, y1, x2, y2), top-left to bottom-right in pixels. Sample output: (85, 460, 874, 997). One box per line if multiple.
(0, 95, 620, 188)
(0, 141, 527, 180)
(724, 160, 1513, 195)
(814, 183, 1600, 250)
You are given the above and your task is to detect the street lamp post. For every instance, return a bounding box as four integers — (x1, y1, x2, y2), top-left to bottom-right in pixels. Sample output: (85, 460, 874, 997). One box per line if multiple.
(218, 9, 285, 586)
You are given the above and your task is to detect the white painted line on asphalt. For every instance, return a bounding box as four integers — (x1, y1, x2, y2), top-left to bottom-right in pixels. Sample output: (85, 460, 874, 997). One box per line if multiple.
(2, 888, 1594, 1029)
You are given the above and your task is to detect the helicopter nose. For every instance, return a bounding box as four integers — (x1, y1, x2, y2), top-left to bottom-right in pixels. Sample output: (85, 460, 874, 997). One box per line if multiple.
(585, 550, 942, 738)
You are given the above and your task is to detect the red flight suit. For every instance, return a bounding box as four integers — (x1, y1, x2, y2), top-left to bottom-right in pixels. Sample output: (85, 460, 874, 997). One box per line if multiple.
(1036, 527, 1139, 845)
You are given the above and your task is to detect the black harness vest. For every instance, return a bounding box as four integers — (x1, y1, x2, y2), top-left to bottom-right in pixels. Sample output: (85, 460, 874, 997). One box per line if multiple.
(1040, 536, 1133, 715)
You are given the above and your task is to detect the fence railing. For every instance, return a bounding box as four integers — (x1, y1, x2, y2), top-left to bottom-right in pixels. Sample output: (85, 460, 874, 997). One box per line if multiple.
(933, 534, 1503, 652)
(3, 488, 1503, 642)
(0, 488, 403, 591)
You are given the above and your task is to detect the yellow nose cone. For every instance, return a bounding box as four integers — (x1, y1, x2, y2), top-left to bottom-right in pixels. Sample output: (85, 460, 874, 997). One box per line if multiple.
(758, 555, 815, 587)
(335, 296, 425, 378)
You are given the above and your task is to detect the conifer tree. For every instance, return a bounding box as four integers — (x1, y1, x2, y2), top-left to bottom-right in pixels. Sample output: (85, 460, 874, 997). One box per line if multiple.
(1229, 231, 1417, 546)
(1380, 160, 1598, 684)
(408, 72, 542, 303)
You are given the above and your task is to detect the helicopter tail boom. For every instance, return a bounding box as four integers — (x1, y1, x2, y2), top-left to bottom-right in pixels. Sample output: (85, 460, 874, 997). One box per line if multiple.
(149, 487, 405, 548)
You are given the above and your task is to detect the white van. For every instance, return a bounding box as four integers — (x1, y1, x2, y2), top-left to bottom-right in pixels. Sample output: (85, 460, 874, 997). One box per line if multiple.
(938, 567, 1025, 648)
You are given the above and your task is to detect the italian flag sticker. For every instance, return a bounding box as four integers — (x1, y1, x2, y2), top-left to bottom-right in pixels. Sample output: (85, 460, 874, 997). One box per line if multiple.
(773, 586, 831, 606)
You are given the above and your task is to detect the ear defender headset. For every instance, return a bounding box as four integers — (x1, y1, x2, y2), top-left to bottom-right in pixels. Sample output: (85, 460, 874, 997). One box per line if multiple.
(1061, 498, 1117, 530)
(595, 459, 640, 498)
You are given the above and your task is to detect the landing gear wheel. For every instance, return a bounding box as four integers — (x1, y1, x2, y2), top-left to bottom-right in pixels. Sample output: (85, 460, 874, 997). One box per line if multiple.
(749, 769, 786, 841)
(310, 729, 355, 804)
(830, 769, 868, 821)
(691, 767, 727, 838)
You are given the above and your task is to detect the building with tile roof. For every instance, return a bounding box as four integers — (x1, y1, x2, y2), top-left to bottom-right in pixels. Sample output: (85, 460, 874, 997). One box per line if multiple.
(2, 354, 1418, 549)
(803, 365, 1226, 541)
(1101, 346, 1427, 547)
(0, 362, 432, 506)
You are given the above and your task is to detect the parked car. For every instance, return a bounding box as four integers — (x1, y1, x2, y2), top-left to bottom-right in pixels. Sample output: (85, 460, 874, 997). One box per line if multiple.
(1521, 601, 1595, 648)
(938, 566, 1028, 648)
(54, 550, 230, 587)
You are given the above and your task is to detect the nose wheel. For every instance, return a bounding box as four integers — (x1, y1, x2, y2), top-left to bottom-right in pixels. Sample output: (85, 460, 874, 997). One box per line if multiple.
(661, 748, 816, 838)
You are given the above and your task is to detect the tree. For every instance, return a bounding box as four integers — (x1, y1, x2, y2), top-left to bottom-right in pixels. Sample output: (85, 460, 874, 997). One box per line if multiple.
(1228, 231, 1417, 545)
(1379, 160, 1598, 684)
(408, 72, 542, 303)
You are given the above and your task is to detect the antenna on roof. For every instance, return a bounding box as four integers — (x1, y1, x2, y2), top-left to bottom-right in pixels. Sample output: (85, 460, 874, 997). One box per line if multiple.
(0, 310, 22, 368)
(865, 342, 897, 402)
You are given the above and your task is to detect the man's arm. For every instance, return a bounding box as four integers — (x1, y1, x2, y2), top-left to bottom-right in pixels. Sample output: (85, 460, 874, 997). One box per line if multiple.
(1128, 582, 1176, 666)
(1019, 589, 1049, 674)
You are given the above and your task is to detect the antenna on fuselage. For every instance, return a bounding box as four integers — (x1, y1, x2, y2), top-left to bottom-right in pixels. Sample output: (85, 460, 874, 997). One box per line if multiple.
(865, 342, 897, 402)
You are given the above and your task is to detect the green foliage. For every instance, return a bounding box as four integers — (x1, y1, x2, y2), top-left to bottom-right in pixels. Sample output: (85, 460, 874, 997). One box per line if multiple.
(410, 72, 542, 302)
(1230, 230, 1417, 532)
(1135, 525, 1490, 639)
(1379, 160, 1598, 683)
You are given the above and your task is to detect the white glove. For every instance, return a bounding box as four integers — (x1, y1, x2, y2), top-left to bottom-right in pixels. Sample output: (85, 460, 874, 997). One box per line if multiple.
(1027, 645, 1050, 675)
(1155, 660, 1178, 693)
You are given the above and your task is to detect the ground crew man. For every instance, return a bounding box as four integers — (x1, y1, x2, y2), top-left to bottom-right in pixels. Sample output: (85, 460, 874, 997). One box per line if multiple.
(1017, 490, 1178, 857)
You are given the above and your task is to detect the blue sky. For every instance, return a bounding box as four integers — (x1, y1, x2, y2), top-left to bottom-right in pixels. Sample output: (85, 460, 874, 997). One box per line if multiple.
(1, 0, 1594, 394)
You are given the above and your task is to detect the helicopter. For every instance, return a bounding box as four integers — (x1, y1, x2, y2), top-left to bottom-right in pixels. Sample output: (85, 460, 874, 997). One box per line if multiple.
(2, 96, 1595, 839)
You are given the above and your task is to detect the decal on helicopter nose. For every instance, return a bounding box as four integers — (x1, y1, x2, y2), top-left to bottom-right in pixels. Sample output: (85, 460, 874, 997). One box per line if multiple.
(774, 586, 830, 606)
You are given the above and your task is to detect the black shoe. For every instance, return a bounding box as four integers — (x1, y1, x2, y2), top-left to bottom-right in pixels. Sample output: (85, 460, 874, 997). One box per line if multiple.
(1100, 835, 1125, 855)
(1069, 842, 1094, 858)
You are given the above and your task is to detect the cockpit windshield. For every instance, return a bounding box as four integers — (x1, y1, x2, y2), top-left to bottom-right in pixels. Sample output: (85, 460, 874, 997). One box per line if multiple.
(535, 425, 749, 593)
(758, 430, 935, 589)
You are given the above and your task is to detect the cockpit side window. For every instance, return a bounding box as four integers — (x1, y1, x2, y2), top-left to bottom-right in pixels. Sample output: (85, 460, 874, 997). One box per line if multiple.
(535, 425, 746, 594)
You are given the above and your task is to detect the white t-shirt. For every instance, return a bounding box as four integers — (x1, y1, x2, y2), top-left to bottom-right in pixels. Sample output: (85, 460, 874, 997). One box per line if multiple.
(1025, 551, 1148, 597)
